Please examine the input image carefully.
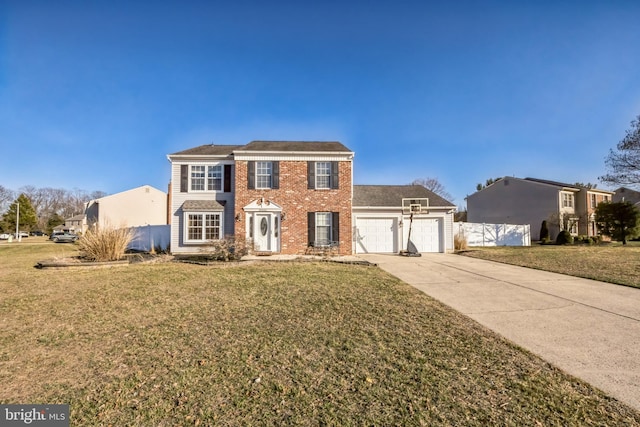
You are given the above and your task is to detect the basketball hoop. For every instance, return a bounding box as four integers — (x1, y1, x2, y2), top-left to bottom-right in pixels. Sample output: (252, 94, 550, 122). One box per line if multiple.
(400, 198, 429, 257)
(402, 198, 429, 214)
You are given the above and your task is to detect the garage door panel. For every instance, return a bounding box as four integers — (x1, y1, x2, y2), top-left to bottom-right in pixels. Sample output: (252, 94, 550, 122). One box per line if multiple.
(355, 217, 397, 253)
(403, 218, 442, 253)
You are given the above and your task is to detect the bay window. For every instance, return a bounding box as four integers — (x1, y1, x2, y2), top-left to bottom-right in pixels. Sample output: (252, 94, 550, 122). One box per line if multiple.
(185, 212, 221, 242)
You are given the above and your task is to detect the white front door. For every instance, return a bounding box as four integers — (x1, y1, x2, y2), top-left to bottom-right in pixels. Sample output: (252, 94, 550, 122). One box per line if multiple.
(254, 213, 272, 251)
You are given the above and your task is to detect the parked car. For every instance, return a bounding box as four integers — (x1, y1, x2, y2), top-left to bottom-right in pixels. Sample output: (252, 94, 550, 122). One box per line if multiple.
(0, 233, 11, 240)
(15, 232, 29, 238)
(50, 232, 79, 243)
(30, 230, 45, 236)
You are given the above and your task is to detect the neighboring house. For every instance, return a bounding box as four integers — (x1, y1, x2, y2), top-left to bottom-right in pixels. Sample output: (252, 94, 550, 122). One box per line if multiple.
(167, 141, 457, 255)
(168, 141, 354, 255)
(53, 215, 83, 233)
(613, 187, 640, 207)
(84, 185, 168, 233)
(467, 177, 613, 241)
(353, 185, 456, 254)
(65, 214, 85, 234)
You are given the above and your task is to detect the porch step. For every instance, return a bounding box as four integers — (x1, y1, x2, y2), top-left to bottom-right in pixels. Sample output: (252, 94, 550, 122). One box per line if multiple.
(253, 251, 273, 256)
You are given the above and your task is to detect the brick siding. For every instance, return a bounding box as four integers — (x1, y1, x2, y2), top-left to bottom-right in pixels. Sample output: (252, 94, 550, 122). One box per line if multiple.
(234, 160, 353, 255)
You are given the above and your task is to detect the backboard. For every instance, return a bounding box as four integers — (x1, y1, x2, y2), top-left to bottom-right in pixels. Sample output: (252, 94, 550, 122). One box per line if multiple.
(402, 198, 429, 214)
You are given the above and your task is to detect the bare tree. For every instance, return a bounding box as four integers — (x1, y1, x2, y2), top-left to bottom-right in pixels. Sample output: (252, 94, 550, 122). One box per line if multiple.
(0, 185, 16, 214)
(412, 178, 453, 202)
(600, 114, 640, 188)
(14, 186, 106, 231)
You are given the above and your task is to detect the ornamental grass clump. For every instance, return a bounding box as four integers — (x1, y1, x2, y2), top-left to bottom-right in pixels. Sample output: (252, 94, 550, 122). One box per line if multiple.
(454, 232, 468, 250)
(78, 226, 134, 262)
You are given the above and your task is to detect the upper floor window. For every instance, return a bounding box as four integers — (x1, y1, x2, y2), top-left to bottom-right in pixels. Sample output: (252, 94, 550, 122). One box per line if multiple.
(247, 161, 279, 189)
(590, 194, 596, 209)
(181, 164, 231, 193)
(562, 192, 574, 208)
(308, 161, 339, 189)
(315, 162, 332, 189)
(191, 165, 223, 191)
(191, 166, 206, 191)
(256, 162, 272, 189)
(208, 166, 223, 191)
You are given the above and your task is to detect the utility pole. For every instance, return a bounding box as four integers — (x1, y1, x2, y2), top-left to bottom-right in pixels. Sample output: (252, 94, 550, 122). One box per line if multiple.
(15, 202, 20, 242)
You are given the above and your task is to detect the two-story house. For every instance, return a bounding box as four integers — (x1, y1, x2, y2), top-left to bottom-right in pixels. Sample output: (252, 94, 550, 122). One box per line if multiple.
(167, 141, 354, 255)
(613, 187, 640, 206)
(467, 177, 613, 241)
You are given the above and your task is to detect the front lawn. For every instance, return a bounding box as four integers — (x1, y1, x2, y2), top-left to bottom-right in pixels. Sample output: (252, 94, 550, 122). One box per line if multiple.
(457, 243, 640, 289)
(1, 242, 639, 425)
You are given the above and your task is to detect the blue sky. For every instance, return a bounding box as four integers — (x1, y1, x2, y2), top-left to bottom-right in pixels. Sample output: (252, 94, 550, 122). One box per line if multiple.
(2, 0, 639, 207)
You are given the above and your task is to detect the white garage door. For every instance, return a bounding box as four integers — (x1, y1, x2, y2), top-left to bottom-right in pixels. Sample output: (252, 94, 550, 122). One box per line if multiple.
(355, 217, 398, 253)
(403, 218, 442, 253)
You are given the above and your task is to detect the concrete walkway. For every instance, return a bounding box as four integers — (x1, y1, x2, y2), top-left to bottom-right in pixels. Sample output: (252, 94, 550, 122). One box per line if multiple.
(359, 253, 640, 411)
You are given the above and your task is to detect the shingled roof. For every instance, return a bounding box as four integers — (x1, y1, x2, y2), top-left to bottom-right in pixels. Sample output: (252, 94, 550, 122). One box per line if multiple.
(181, 200, 225, 211)
(236, 141, 352, 153)
(353, 185, 455, 208)
(524, 177, 580, 189)
(170, 144, 242, 156)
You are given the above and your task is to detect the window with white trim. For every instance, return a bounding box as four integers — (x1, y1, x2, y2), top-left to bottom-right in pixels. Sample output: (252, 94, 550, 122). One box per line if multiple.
(315, 162, 331, 189)
(185, 213, 221, 242)
(590, 194, 596, 209)
(570, 220, 578, 235)
(256, 162, 272, 189)
(208, 166, 222, 191)
(191, 166, 206, 191)
(562, 192, 574, 208)
(315, 212, 332, 245)
(190, 165, 223, 191)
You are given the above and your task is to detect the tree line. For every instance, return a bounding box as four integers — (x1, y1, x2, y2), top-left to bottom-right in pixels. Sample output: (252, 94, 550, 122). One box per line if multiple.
(0, 185, 106, 234)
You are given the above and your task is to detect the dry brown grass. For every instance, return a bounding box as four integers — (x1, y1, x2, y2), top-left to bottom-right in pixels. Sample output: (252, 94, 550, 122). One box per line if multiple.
(1, 241, 639, 425)
(77, 225, 134, 261)
(454, 232, 468, 250)
(458, 243, 640, 288)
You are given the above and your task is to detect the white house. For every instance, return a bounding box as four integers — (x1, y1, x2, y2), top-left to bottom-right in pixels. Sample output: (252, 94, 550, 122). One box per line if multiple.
(84, 185, 168, 232)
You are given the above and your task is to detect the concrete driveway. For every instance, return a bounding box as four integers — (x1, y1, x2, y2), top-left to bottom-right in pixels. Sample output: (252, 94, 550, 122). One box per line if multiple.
(359, 253, 640, 411)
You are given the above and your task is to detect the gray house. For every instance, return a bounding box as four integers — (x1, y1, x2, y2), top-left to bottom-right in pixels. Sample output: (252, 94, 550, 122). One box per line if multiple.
(467, 177, 613, 241)
(613, 187, 640, 207)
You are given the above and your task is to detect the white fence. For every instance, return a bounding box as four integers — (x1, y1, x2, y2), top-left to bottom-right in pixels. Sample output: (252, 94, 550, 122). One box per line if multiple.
(456, 222, 531, 247)
(128, 225, 171, 252)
